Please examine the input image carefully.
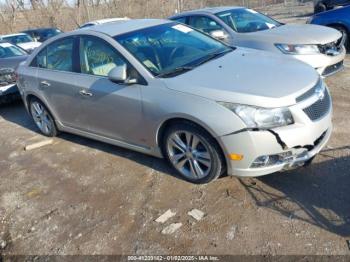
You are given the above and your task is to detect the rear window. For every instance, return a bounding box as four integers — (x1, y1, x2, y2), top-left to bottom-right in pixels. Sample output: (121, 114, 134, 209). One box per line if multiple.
(0, 42, 27, 58)
(3, 34, 34, 45)
(30, 37, 74, 72)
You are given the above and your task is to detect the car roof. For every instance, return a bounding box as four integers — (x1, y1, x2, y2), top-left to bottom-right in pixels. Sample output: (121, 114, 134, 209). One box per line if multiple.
(81, 19, 172, 36)
(22, 28, 59, 32)
(170, 6, 244, 18)
(82, 17, 129, 26)
(0, 33, 28, 38)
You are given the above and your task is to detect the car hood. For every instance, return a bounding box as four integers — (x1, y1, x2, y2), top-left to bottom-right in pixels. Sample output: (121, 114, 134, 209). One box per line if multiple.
(0, 55, 28, 69)
(246, 24, 342, 45)
(162, 48, 319, 108)
(17, 42, 41, 51)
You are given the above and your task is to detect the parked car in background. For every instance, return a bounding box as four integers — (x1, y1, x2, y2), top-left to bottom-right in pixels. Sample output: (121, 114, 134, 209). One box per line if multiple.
(0, 41, 28, 104)
(79, 17, 129, 28)
(17, 20, 332, 183)
(314, 0, 350, 13)
(169, 6, 346, 77)
(21, 28, 62, 43)
(308, 6, 350, 51)
(0, 33, 41, 53)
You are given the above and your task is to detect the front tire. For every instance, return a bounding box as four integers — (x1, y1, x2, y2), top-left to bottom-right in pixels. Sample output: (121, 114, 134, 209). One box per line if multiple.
(163, 122, 225, 184)
(29, 98, 58, 137)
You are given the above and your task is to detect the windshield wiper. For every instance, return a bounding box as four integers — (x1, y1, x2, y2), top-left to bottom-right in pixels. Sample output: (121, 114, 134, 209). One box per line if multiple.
(192, 49, 232, 68)
(156, 49, 232, 78)
(157, 66, 194, 78)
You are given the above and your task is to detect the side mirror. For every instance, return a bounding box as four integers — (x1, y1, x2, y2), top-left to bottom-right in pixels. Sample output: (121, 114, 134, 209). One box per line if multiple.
(108, 64, 138, 85)
(209, 30, 228, 41)
(108, 64, 127, 83)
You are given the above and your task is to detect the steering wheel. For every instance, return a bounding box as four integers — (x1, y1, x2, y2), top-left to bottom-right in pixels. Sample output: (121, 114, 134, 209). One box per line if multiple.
(169, 46, 184, 63)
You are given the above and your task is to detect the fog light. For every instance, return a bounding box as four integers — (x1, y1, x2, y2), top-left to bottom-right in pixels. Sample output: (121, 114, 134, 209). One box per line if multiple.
(251, 155, 270, 168)
(251, 151, 292, 168)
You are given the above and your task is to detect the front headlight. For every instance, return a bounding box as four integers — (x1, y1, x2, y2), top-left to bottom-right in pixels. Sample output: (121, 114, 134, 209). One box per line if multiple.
(275, 43, 320, 55)
(218, 103, 294, 129)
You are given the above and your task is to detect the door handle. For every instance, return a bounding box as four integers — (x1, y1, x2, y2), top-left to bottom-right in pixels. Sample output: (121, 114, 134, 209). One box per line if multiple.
(79, 89, 93, 97)
(40, 81, 51, 87)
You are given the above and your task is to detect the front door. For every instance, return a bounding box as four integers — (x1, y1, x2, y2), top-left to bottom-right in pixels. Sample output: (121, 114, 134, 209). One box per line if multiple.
(73, 35, 144, 144)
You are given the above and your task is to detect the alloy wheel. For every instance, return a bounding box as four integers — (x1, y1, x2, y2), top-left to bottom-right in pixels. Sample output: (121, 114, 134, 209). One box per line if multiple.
(166, 131, 212, 180)
(30, 101, 53, 135)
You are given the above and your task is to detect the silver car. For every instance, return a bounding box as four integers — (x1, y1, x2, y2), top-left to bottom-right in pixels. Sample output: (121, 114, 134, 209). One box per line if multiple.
(17, 19, 332, 183)
(169, 7, 346, 77)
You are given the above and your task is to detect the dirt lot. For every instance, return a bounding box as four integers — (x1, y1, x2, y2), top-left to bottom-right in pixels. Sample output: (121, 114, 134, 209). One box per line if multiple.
(1, 8, 350, 256)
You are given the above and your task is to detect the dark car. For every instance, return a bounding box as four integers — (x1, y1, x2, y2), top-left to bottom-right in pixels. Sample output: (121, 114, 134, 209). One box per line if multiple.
(308, 6, 350, 50)
(314, 0, 350, 13)
(21, 28, 62, 43)
(0, 41, 28, 103)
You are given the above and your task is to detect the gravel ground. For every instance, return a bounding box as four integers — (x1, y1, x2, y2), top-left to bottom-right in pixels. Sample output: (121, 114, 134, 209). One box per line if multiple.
(0, 8, 350, 256)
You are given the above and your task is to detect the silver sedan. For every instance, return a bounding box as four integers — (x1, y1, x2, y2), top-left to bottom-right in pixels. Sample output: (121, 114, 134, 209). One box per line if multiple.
(16, 19, 332, 183)
(169, 7, 346, 77)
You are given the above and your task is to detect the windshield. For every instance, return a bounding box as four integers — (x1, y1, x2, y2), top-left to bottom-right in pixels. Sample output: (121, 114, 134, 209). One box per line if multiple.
(114, 22, 231, 77)
(3, 34, 34, 45)
(0, 42, 27, 58)
(216, 8, 281, 33)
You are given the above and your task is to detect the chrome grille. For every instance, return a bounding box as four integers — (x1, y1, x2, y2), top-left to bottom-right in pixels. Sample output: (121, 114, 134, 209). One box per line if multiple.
(322, 61, 344, 76)
(303, 90, 331, 121)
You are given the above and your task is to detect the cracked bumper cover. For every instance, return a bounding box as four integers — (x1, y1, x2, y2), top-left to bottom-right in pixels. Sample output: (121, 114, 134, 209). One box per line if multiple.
(219, 108, 332, 177)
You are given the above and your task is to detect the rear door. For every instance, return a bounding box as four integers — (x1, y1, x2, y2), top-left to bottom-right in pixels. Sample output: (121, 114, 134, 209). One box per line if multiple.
(34, 36, 85, 130)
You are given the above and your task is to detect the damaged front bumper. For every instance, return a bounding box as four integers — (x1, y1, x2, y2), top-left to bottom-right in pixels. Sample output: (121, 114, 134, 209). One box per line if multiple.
(219, 91, 332, 177)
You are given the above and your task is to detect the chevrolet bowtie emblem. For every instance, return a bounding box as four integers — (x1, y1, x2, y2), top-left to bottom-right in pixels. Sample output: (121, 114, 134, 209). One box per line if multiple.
(316, 86, 325, 100)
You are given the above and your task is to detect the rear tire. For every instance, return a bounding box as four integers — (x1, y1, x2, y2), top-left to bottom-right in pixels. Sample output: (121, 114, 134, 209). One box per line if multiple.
(29, 98, 58, 137)
(162, 122, 225, 184)
(314, 2, 327, 13)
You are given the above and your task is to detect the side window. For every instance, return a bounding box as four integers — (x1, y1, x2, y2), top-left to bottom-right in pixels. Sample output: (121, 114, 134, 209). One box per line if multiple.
(188, 16, 224, 34)
(46, 38, 74, 72)
(30, 47, 47, 68)
(36, 48, 47, 68)
(79, 36, 126, 77)
(173, 17, 187, 24)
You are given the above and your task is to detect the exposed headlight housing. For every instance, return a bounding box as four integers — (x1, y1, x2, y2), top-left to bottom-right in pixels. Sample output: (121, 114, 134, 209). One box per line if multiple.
(218, 103, 294, 129)
(275, 43, 320, 55)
